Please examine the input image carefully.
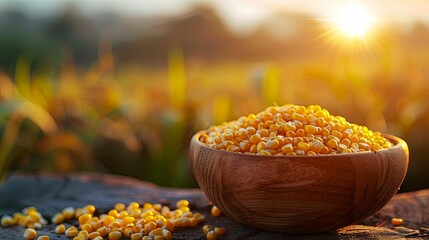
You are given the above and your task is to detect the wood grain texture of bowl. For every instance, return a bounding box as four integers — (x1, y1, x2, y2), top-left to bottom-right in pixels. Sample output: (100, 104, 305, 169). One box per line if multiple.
(189, 131, 409, 233)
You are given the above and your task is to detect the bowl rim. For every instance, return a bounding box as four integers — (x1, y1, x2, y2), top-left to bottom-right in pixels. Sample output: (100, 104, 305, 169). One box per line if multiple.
(191, 130, 407, 159)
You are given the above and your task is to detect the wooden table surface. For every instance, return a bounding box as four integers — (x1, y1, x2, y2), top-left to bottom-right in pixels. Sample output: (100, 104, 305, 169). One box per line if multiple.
(0, 172, 428, 239)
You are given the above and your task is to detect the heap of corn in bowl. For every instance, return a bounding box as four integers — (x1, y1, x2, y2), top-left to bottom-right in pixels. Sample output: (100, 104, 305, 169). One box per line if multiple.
(199, 104, 392, 156)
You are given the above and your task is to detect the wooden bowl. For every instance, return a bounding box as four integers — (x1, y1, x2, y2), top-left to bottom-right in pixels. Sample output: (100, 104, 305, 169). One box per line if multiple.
(190, 132, 409, 233)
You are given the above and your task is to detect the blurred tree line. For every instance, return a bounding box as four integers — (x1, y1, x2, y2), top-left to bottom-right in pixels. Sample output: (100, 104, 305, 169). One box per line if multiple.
(2, 3, 428, 71)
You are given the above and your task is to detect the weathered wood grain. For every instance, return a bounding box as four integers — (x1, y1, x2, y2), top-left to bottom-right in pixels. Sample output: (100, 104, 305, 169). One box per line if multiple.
(0, 172, 428, 239)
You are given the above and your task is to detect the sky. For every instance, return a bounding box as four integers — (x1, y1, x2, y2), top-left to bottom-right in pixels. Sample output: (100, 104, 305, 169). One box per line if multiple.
(1, 0, 428, 33)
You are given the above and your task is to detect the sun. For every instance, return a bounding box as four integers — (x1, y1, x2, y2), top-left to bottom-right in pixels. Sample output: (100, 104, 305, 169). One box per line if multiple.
(333, 2, 375, 38)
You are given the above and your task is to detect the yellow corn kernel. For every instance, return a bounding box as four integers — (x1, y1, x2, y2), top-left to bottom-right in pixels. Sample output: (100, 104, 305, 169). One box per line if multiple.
(256, 129, 269, 137)
(75, 208, 84, 219)
(142, 237, 151, 240)
(66, 226, 79, 238)
(189, 217, 198, 227)
(96, 226, 109, 237)
(304, 125, 318, 134)
(93, 236, 103, 240)
(331, 130, 343, 140)
(214, 227, 226, 236)
(280, 143, 293, 153)
(88, 231, 100, 239)
(114, 203, 126, 212)
(176, 199, 189, 208)
(154, 236, 166, 240)
(257, 150, 271, 155)
(326, 139, 338, 149)
(391, 217, 404, 226)
(193, 212, 206, 223)
(122, 216, 135, 226)
(249, 134, 261, 144)
(23, 228, 37, 240)
(163, 220, 175, 232)
(297, 142, 310, 151)
(226, 144, 240, 152)
(145, 221, 157, 232)
(265, 139, 280, 150)
(78, 230, 89, 239)
(123, 227, 134, 238)
(51, 213, 65, 225)
(102, 216, 115, 227)
(108, 231, 122, 240)
(62, 207, 75, 220)
(1, 215, 14, 227)
(79, 213, 92, 225)
(37, 236, 49, 240)
(162, 228, 172, 240)
(149, 227, 164, 237)
(81, 223, 93, 233)
(108, 221, 121, 229)
(130, 232, 143, 240)
(202, 224, 212, 234)
(341, 149, 352, 154)
(55, 224, 66, 234)
(84, 205, 96, 214)
(206, 230, 217, 240)
(127, 202, 140, 210)
(108, 209, 120, 218)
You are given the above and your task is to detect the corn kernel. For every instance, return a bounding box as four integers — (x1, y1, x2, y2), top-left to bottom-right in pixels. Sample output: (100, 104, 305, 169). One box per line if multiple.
(88, 231, 100, 239)
(206, 230, 217, 240)
(391, 217, 404, 226)
(297, 142, 310, 151)
(79, 213, 92, 225)
(65, 226, 79, 238)
(130, 232, 143, 240)
(37, 236, 49, 240)
(202, 224, 212, 234)
(1, 215, 14, 227)
(62, 207, 75, 220)
(23, 228, 37, 240)
(55, 224, 66, 234)
(108, 231, 122, 240)
(96, 226, 109, 237)
(214, 227, 226, 236)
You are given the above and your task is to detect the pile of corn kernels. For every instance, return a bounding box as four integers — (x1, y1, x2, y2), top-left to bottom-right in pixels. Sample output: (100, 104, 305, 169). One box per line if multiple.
(199, 104, 393, 155)
(1, 201, 225, 240)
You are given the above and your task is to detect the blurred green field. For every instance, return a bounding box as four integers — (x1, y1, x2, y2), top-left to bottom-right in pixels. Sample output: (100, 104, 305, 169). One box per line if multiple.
(0, 2, 429, 191)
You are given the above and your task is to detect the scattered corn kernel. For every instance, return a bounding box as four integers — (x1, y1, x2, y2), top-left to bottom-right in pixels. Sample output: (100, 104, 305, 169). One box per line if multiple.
(23, 228, 37, 240)
(79, 213, 92, 225)
(176, 199, 189, 209)
(65, 226, 79, 238)
(51, 213, 65, 225)
(62, 207, 75, 220)
(210, 206, 221, 217)
(88, 231, 101, 239)
(206, 230, 217, 240)
(199, 104, 393, 155)
(214, 227, 226, 236)
(1, 215, 14, 227)
(55, 224, 66, 234)
(202, 224, 212, 234)
(7, 199, 211, 240)
(391, 217, 404, 226)
(37, 236, 49, 240)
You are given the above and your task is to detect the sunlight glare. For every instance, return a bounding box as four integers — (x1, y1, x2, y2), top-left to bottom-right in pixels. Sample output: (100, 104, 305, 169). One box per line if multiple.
(334, 2, 374, 38)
